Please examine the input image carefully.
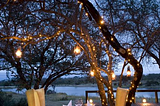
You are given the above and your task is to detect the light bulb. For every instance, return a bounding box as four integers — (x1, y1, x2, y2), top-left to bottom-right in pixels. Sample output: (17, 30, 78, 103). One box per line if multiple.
(74, 46, 81, 54)
(100, 20, 105, 24)
(112, 73, 116, 80)
(142, 98, 147, 103)
(89, 99, 93, 103)
(90, 70, 94, 76)
(16, 47, 22, 58)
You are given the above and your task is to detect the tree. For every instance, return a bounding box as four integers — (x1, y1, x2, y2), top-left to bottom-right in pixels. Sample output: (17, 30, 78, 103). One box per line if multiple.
(0, 0, 90, 91)
(96, 0, 160, 68)
(77, 0, 143, 106)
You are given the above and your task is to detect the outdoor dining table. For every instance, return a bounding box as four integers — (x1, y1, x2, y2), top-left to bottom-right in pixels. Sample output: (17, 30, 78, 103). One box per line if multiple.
(131, 103, 160, 106)
(82, 103, 160, 106)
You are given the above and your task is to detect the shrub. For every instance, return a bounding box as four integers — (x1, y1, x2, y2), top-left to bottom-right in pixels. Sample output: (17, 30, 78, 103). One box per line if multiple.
(0, 90, 27, 106)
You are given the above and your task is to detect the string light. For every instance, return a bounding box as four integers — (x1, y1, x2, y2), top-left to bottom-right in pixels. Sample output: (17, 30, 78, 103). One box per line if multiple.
(101, 16, 104, 19)
(111, 37, 114, 41)
(127, 48, 131, 52)
(142, 98, 147, 103)
(85, 12, 88, 16)
(100, 20, 105, 24)
(128, 52, 132, 55)
(93, 46, 95, 51)
(90, 70, 94, 76)
(57, 31, 60, 35)
(127, 49, 132, 55)
(29, 36, 32, 39)
(74, 46, 81, 54)
(130, 100, 132, 103)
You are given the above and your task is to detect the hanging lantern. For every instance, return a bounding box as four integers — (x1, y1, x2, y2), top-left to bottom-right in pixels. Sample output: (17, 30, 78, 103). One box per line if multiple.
(74, 45, 81, 54)
(127, 66, 131, 77)
(111, 71, 116, 80)
(15, 47, 22, 58)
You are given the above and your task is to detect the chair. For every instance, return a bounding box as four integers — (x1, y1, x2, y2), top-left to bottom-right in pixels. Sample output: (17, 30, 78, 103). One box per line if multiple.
(115, 87, 128, 106)
(26, 88, 45, 106)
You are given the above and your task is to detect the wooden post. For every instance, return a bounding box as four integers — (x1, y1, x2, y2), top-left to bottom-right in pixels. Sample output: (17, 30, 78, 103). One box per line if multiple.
(85, 91, 88, 103)
(155, 91, 158, 103)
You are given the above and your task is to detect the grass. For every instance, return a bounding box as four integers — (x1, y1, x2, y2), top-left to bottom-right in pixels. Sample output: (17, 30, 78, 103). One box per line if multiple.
(45, 93, 86, 106)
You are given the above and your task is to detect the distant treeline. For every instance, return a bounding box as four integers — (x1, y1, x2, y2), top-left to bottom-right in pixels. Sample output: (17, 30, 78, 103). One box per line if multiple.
(0, 74, 160, 87)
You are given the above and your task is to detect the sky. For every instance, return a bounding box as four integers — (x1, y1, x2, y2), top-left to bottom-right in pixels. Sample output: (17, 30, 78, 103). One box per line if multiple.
(0, 71, 8, 80)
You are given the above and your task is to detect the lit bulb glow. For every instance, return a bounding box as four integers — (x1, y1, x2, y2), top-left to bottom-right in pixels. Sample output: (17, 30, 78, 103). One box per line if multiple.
(90, 70, 94, 76)
(127, 49, 131, 52)
(89, 99, 93, 103)
(100, 20, 105, 24)
(111, 37, 114, 41)
(127, 70, 131, 77)
(16, 48, 22, 58)
(112, 73, 116, 80)
(127, 66, 131, 77)
(128, 52, 132, 55)
(74, 46, 81, 54)
(142, 98, 147, 103)
(85, 13, 88, 16)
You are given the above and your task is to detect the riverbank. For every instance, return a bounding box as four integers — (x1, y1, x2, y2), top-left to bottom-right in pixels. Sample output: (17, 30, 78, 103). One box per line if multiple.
(1, 83, 160, 89)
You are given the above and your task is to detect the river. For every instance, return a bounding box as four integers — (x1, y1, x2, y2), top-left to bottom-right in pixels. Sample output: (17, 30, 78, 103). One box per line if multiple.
(2, 86, 160, 98)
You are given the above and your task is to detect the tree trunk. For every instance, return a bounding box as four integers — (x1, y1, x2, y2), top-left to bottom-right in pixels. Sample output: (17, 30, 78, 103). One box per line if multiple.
(95, 77, 108, 106)
(16, 60, 30, 90)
